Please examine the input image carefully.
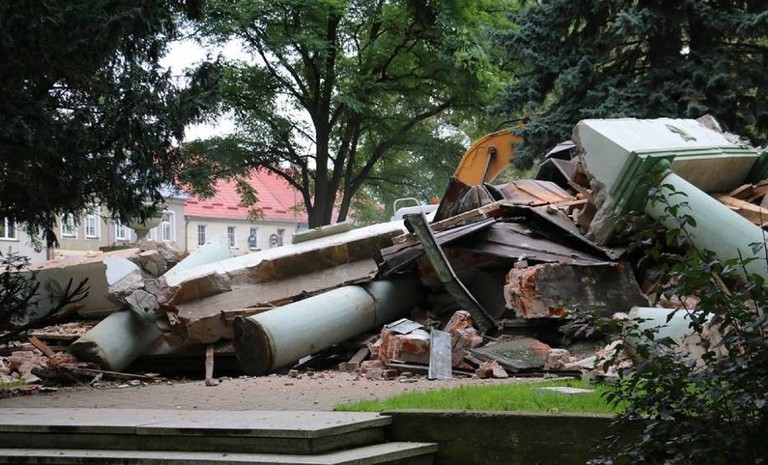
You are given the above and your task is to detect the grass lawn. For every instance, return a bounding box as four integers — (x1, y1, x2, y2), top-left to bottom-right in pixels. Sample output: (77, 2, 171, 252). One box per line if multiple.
(336, 378, 620, 414)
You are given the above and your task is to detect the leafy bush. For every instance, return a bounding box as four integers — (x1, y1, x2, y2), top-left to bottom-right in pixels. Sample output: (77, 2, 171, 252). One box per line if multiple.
(592, 183, 768, 465)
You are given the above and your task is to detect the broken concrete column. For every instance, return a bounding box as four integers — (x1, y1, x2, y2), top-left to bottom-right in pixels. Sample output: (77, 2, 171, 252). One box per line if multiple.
(645, 172, 768, 280)
(575, 117, 766, 279)
(234, 279, 421, 375)
(69, 244, 234, 371)
(68, 309, 164, 372)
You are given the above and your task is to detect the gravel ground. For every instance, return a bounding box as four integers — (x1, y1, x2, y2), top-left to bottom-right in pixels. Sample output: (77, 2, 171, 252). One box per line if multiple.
(0, 371, 530, 411)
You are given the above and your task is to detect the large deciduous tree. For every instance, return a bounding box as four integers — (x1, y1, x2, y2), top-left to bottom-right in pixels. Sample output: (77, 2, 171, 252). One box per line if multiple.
(190, 0, 513, 227)
(500, 0, 768, 167)
(0, 0, 218, 244)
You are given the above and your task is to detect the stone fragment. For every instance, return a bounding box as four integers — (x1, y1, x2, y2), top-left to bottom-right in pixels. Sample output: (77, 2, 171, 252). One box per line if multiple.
(135, 250, 167, 277)
(442, 310, 484, 366)
(470, 337, 551, 372)
(536, 386, 595, 395)
(476, 360, 508, 379)
(504, 262, 649, 318)
(544, 348, 573, 371)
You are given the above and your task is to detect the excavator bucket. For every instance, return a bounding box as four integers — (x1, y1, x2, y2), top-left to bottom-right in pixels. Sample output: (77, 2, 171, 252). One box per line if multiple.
(453, 129, 519, 185)
(433, 129, 520, 222)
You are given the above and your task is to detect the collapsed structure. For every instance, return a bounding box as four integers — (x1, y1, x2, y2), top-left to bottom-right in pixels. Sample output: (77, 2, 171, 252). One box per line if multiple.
(3, 116, 767, 386)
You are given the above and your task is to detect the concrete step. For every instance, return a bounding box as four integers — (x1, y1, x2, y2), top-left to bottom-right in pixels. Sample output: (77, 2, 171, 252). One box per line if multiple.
(0, 442, 438, 465)
(0, 409, 390, 455)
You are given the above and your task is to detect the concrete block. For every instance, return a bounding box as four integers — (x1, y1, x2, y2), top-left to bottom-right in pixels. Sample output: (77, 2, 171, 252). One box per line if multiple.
(504, 262, 649, 318)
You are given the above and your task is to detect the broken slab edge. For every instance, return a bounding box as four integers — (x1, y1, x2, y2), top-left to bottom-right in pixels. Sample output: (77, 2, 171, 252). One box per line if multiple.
(233, 316, 273, 376)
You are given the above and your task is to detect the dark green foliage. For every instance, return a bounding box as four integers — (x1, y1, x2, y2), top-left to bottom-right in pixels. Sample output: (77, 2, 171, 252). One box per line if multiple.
(0, 251, 89, 343)
(187, 0, 515, 227)
(500, 0, 768, 167)
(0, 252, 39, 332)
(0, 0, 219, 240)
(0, 252, 89, 379)
(592, 184, 768, 465)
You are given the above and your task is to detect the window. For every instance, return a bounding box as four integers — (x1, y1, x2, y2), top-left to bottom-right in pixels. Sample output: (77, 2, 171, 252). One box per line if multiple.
(61, 214, 77, 238)
(197, 224, 207, 246)
(0, 218, 17, 240)
(227, 226, 236, 247)
(161, 211, 174, 242)
(276, 228, 285, 247)
(248, 227, 259, 250)
(84, 206, 100, 239)
(115, 221, 129, 241)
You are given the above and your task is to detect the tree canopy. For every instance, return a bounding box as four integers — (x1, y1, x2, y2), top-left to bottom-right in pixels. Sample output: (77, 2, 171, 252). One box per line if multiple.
(500, 0, 768, 167)
(0, 0, 218, 242)
(188, 0, 515, 227)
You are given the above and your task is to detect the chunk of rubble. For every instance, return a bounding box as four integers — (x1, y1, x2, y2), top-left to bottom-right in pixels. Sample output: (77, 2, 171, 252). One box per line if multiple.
(444, 310, 483, 366)
(475, 359, 508, 379)
(156, 221, 407, 345)
(544, 348, 573, 371)
(504, 262, 649, 318)
(470, 337, 552, 373)
(379, 324, 431, 366)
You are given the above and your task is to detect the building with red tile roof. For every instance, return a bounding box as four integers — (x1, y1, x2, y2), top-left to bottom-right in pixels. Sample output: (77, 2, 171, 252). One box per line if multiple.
(184, 170, 309, 254)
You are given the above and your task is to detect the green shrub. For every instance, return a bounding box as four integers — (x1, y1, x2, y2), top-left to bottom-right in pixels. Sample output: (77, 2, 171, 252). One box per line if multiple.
(592, 183, 768, 465)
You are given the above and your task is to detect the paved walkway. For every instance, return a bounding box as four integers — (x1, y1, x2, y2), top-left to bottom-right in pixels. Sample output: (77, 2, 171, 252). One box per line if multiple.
(0, 372, 526, 411)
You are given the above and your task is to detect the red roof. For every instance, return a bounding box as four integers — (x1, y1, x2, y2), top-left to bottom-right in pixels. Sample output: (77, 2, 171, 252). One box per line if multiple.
(184, 170, 308, 224)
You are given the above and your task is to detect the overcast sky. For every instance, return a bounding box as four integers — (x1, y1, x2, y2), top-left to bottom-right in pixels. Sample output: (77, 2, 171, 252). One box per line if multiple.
(161, 38, 245, 141)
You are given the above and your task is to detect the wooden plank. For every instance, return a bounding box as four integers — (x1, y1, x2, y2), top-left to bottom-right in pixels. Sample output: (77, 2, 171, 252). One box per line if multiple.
(717, 194, 768, 226)
(204, 345, 219, 386)
(727, 184, 753, 199)
(27, 335, 56, 358)
(392, 200, 506, 245)
(338, 346, 370, 372)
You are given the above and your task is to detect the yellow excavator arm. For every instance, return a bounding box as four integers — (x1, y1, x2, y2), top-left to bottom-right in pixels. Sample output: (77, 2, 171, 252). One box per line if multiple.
(453, 129, 520, 186)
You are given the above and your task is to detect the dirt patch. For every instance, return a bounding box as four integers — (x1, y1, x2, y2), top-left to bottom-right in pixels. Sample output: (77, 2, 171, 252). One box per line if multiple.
(0, 372, 532, 411)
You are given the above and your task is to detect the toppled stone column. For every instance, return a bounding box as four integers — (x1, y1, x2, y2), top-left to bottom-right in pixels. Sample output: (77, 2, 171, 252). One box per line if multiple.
(69, 243, 234, 371)
(234, 279, 421, 375)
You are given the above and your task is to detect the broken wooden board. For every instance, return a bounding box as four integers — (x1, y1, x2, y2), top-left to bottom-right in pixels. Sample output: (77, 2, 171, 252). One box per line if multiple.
(393, 201, 506, 245)
(716, 194, 768, 227)
(495, 179, 575, 206)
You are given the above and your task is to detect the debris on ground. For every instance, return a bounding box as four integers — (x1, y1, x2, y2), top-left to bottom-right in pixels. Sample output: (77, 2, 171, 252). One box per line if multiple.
(3, 115, 766, 391)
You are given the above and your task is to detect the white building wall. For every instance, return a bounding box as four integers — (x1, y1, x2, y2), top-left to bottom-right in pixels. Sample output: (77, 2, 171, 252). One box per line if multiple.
(0, 226, 46, 263)
(185, 217, 307, 255)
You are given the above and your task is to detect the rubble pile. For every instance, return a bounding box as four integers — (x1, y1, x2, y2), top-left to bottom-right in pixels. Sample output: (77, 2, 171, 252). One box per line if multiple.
(3, 116, 767, 390)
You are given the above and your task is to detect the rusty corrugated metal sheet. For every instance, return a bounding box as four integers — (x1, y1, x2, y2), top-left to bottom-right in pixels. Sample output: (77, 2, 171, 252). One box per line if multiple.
(450, 223, 609, 267)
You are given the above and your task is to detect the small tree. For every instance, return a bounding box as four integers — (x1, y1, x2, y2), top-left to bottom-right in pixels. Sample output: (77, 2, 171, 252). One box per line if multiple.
(0, 251, 89, 345)
(0, 252, 40, 332)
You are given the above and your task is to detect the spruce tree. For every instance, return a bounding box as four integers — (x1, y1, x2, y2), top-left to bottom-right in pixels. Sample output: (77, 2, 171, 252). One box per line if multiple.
(500, 0, 768, 166)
